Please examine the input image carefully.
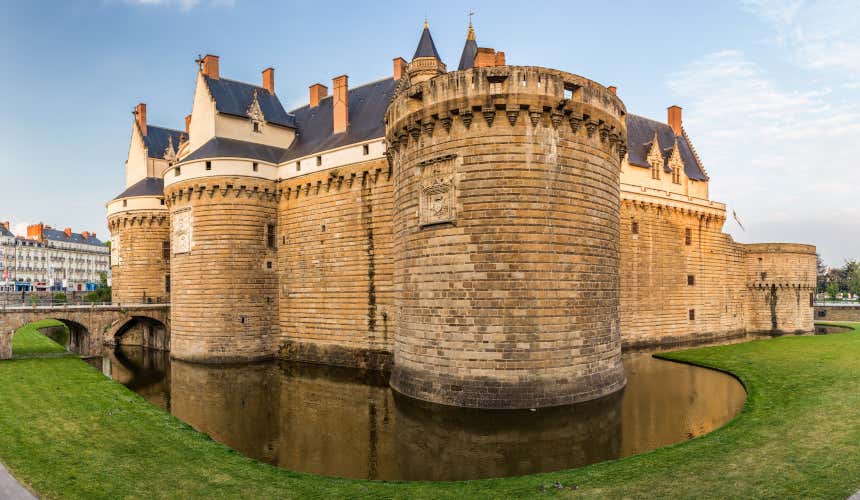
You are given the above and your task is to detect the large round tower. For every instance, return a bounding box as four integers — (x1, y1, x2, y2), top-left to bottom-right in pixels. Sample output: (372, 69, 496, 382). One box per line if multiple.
(386, 51, 629, 408)
(163, 160, 279, 363)
(107, 178, 170, 304)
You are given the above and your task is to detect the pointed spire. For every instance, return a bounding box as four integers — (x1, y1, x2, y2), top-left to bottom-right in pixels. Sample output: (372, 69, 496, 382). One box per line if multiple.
(458, 16, 479, 71)
(412, 21, 441, 61)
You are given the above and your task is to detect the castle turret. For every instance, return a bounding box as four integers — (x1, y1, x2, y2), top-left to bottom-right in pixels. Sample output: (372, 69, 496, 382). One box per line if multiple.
(744, 243, 816, 334)
(407, 21, 446, 84)
(386, 31, 628, 409)
(457, 20, 478, 70)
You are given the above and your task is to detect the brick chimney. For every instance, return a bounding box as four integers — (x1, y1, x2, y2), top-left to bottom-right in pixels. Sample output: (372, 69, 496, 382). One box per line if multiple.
(474, 47, 506, 68)
(608, 86, 617, 95)
(262, 67, 274, 93)
(27, 223, 44, 241)
(1, 221, 8, 230)
(82, 231, 90, 240)
(393, 57, 408, 80)
(185, 114, 192, 134)
(92, 232, 97, 239)
(668, 105, 682, 135)
(64, 228, 72, 238)
(494, 51, 506, 66)
(135, 103, 147, 136)
(309, 83, 328, 108)
(203, 54, 219, 79)
(333, 75, 349, 134)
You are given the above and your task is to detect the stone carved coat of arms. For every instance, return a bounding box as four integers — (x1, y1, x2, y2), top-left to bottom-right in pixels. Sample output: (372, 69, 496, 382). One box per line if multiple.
(418, 154, 458, 227)
(172, 208, 193, 254)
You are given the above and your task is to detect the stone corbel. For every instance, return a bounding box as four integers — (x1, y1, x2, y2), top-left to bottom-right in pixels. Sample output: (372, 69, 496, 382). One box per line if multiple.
(550, 111, 564, 129)
(460, 108, 473, 129)
(439, 112, 452, 133)
(482, 106, 496, 127)
(505, 105, 520, 126)
(529, 111, 542, 127)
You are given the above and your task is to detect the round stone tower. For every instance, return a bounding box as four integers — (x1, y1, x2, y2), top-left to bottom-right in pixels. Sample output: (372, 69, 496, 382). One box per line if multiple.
(744, 243, 816, 334)
(386, 63, 628, 409)
(107, 180, 170, 304)
(163, 160, 279, 363)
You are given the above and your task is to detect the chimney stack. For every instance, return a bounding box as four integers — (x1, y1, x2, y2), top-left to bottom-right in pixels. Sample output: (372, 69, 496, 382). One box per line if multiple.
(393, 57, 408, 80)
(27, 223, 44, 241)
(608, 86, 617, 95)
(309, 83, 328, 108)
(474, 47, 505, 68)
(668, 105, 682, 135)
(185, 114, 192, 134)
(64, 228, 72, 238)
(1, 221, 9, 230)
(203, 54, 219, 79)
(262, 67, 274, 93)
(333, 75, 349, 134)
(82, 231, 90, 240)
(135, 102, 147, 136)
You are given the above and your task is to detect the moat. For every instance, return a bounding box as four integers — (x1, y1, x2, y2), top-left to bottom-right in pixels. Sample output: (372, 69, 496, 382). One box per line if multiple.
(84, 346, 745, 481)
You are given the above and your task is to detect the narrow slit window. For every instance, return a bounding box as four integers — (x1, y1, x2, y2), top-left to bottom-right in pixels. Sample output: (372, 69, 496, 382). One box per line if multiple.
(205, 161, 212, 171)
(296, 161, 301, 172)
(685, 228, 693, 245)
(363, 144, 370, 155)
(687, 275, 695, 286)
(162, 240, 170, 260)
(252, 162, 258, 172)
(266, 223, 276, 249)
(689, 309, 696, 321)
(174, 167, 181, 176)
(631, 221, 639, 234)
(316, 156, 322, 166)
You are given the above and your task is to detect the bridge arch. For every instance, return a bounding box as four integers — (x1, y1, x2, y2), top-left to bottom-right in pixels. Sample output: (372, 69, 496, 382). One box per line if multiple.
(107, 315, 170, 351)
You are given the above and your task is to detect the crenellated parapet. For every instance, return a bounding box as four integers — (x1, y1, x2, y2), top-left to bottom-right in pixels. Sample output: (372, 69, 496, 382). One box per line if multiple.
(386, 66, 627, 162)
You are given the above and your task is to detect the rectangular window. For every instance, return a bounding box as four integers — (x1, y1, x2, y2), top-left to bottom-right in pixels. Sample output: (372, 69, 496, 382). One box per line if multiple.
(266, 261, 272, 269)
(685, 228, 692, 245)
(174, 167, 181, 176)
(689, 309, 696, 321)
(296, 161, 301, 172)
(160, 199, 165, 205)
(253, 122, 260, 133)
(817, 309, 826, 318)
(205, 161, 212, 171)
(362, 144, 370, 155)
(760, 272, 767, 280)
(252, 162, 258, 172)
(266, 223, 276, 249)
(123, 200, 127, 207)
(687, 275, 695, 286)
(631, 221, 639, 234)
(316, 156, 322, 166)
(810, 293, 815, 308)
(165, 274, 170, 293)
(162, 240, 170, 260)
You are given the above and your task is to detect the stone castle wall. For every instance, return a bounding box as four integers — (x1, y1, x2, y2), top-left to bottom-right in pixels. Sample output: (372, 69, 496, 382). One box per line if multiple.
(108, 211, 170, 304)
(165, 177, 279, 362)
(386, 66, 628, 409)
(744, 243, 816, 334)
(276, 158, 396, 370)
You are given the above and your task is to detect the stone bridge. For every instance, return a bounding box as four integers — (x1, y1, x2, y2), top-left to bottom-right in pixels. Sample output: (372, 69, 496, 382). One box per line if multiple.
(0, 304, 170, 359)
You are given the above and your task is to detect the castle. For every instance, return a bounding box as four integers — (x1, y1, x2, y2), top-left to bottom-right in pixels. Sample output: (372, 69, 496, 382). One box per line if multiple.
(106, 22, 817, 409)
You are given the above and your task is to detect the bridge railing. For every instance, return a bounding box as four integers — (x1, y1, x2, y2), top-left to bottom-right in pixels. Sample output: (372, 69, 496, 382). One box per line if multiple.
(0, 292, 169, 308)
(0, 302, 170, 312)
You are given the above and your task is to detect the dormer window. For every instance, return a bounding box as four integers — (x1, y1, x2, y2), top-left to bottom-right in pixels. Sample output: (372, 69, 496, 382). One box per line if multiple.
(252, 121, 261, 133)
(247, 90, 266, 134)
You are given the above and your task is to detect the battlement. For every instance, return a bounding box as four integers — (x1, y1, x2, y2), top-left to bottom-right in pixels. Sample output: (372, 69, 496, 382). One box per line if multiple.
(744, 243, 817, 289)
(386, 66, 627, 160)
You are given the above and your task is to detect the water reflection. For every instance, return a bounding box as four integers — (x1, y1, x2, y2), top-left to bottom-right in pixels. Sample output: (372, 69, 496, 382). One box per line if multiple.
(87, 346, 745, 481)
(814, 324, 852, 335)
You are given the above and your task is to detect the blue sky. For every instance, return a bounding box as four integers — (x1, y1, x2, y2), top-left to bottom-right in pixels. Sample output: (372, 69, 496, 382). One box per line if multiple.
(1, 0, 857, 265)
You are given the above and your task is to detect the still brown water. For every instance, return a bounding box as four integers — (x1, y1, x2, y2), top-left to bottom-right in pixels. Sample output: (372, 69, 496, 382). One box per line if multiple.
(86, 348, 745, 481)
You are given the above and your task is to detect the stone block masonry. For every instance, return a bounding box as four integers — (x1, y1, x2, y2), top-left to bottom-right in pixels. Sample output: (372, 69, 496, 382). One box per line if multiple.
(108, 212, 170, 304)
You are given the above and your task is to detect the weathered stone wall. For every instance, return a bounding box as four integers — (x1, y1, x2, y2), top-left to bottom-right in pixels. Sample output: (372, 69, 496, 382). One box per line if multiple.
(276, 158, 395, 370)
(108, 211, 170, 304)
(814, 305, 860, 322)
(386, 66, 628, 409)
(165, 177, 278, 362)
(619, 198, 748, 348)
(744, 243, 816, 334)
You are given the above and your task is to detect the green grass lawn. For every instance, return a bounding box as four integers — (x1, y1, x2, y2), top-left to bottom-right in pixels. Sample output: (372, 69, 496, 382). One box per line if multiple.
(11, 320, 68, 356)
(0, 324, 859, 499)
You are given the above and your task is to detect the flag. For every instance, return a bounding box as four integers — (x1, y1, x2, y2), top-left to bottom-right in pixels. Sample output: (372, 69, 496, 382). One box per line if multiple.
(732, 209, 745, 231)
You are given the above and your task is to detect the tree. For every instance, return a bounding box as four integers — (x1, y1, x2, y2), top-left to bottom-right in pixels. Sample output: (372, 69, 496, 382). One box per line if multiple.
(827, 281, 840, 301)
(816, 253, 828, 293)
(847, 260, 860, 298)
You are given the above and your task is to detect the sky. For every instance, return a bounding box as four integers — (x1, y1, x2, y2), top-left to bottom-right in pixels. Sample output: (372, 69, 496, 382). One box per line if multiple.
(0, 0, 857, 266)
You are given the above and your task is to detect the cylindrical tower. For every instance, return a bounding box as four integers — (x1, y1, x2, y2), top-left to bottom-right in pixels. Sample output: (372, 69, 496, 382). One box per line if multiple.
(744, 243, 816, 334)
(164, 158, 279, 363)
(106, 179, 170, 304)
(386, 65, 628, 409)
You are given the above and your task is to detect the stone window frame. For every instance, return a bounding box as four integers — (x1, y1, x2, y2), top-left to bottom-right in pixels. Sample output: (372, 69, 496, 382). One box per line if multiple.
(685, 228, 693, 245)
(689, 309, 696, 321)
(687, 274, 695, 286)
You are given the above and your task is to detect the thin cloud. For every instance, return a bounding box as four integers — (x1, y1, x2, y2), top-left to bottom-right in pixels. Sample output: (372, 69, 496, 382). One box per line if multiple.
(124, 0, 234, 11)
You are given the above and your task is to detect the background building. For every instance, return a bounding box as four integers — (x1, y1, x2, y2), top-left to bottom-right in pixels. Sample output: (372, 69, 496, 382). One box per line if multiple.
(0, 221, 110, 292)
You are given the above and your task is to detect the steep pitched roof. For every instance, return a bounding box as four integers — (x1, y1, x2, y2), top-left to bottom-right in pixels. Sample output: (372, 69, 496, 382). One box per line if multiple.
(113, 177, 164, 200)
(281, 77, 398, 161)
(183, 137, 289, 164)
(204, 76, 296, 128)
(457, 24, 478, 70)
(144, 125, 185, 160)
(626, 114, 708, 181)
(413, 24, 441, 60)
(43, 228, 105, 247)
(0, 225, 13, 238)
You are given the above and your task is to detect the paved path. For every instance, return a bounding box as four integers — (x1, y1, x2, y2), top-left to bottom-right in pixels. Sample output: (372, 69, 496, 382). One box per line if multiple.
(0, 461, 36, 499)
(849, 490, 860, 500)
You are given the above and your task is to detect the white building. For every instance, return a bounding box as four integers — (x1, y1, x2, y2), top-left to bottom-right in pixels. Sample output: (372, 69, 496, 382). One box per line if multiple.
(0, 222, 110, 292)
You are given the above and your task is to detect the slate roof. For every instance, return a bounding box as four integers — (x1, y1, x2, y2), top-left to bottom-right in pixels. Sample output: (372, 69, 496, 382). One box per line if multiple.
(0, 225, 13, 238)
(113, 177, 164, 200)
(183, 136, 289, 163)
(626, 114, 708, 181)
(204, 76, 296, 128)
(43, 228, 105, 247)
(280, 77, 398, 161)
(458, 37, 478, 70)
(413, 25, 441, 60)
(144, 125, 185, 160)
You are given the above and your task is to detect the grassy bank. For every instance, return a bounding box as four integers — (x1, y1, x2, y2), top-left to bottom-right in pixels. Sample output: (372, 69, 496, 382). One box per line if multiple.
(11, 319, 67, 356)
(0, 325, 859, 498)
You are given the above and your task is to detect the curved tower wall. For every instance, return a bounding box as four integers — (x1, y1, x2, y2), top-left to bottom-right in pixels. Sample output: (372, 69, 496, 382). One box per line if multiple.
(386, 66, 628, 409)
(107, 197, 170, 304)
(744, 243, 816, 334)
(164, 162, 278, 363)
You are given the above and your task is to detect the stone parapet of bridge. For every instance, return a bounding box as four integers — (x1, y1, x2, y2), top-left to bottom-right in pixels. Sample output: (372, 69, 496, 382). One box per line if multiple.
(0, 304, 170, 359)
